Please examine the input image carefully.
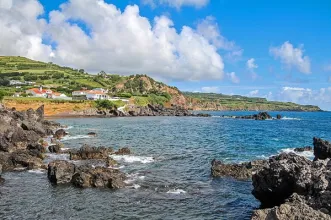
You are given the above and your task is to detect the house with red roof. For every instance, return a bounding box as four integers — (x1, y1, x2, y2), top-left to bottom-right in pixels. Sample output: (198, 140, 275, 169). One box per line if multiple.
(26, 86, 69, 99)
(26, 86, 53, 98)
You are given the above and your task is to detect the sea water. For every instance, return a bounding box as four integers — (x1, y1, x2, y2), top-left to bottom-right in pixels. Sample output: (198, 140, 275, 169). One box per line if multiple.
(1, 111, 330, 219)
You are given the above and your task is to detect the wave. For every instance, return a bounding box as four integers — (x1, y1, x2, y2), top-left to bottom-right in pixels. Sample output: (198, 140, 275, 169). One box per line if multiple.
(45, 153, 70, 161)
(280, 148, 314, 159)
(28, 169, 46, 174)
(281, 117, 301, 120)
(166, 189, 186, 194)
(124, 173, 146, 184)
(64, 126, 73, 130)
(61, 135, 91, 141)
(111, 155, 154, 164)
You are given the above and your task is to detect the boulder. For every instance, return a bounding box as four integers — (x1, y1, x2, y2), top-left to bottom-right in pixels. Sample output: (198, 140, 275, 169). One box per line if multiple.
(10, 151, 44, 170)
(27, 143, 45, 159)
(48, 160, 75, 184)
(251, 193, 331, 220)
(114, 147, 131, 155)
(87, 132, 97, 136)
(314, 137, 331, 160)
(105, 157, 118, 167)
(252, 153, 312, 207)
(49, 144, 61, 153)
(71, 166, 125, 189)
(70, 145, 113, 160)
(276, 114, 282, 120)
(294, 146, 312, 152)
(211, 159, 267, 180)
(53, 129, 68, 139)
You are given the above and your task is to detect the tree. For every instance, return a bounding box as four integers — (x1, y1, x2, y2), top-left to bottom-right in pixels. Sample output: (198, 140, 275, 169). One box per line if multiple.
(0, 77, 10, 86)
(79, 69, 85, 73)
(0, 90, 6, 102)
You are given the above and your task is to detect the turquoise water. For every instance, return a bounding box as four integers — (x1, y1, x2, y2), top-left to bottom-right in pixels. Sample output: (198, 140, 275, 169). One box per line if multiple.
(1, 111, 331, 219)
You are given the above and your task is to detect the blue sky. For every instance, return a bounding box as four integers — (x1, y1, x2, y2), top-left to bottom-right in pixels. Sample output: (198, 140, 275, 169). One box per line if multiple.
(1, 0, 331, 109)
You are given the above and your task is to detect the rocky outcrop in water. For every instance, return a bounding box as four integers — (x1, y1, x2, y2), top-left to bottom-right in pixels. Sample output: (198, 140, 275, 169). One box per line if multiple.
(211, 159, 267, 180)
(294, 146, 312, 152)
(313, 137, 331, 160)
(70, 145, 113, 160)
(221, 112, 279, 120)
(114, 147, 131, 155)
(72, 165, 125, 189)
(251, 137, 331, 219)
(0, 105, 61, 172)
(53, 129, 68, 139)
(48, 160, 125, 189)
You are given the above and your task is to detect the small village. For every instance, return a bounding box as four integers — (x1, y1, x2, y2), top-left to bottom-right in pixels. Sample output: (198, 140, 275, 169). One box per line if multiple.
(23, 85, 129, 102)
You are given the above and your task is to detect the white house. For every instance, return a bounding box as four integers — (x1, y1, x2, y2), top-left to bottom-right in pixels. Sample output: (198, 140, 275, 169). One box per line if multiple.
(26, 86, 53, 98)
(86, 90, 109, 100)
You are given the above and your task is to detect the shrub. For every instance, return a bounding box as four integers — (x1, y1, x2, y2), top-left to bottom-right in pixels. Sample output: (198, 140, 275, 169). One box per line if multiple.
(95, 100, 118, 109)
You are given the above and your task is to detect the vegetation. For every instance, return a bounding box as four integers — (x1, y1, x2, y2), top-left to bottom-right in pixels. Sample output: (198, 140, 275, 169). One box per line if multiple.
(0, 56, 322, 111)
(184, 92, 322, 111)
(95, 100, 125, 109)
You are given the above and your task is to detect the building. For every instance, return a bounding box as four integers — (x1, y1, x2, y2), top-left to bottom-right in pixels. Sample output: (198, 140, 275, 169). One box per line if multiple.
(72, 88, 109, 100)
(26, 86, 53, 98)
(86, 90, 109, 100)
(26, 86, 69, 99)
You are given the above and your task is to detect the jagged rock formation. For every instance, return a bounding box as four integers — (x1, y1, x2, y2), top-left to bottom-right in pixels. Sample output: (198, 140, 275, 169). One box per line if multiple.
(48, 160, 125, 189)
(251, 137, 331, 219)
(0, 105, 61, 177)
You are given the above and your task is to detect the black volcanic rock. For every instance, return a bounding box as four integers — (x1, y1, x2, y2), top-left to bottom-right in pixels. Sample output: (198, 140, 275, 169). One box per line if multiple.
(252, 153, 312, 208)
(314, 137, 331, 160)
(294, 146, 312, 152)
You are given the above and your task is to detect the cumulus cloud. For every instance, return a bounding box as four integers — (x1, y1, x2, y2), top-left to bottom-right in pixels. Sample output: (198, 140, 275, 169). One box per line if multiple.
(227, 72, 240, 84)
(0, 0, 53, 61)
(247, 90, 259, 97)
(142, 0, 209, 9)
(201, 86, 220, 93)
(0, 0, 228, 81)
(246, 58, 258, 80)
(270, 41, 311, 74)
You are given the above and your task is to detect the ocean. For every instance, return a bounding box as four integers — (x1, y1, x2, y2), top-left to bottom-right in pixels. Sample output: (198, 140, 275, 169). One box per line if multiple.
(1, 111, 331, 219)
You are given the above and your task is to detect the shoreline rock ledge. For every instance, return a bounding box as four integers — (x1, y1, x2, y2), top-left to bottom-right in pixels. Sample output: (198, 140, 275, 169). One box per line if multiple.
(211, 137, 331, 219)
(251, 137, 331, 219)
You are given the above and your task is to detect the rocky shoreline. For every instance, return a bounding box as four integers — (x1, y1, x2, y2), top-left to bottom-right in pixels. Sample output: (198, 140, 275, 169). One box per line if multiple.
(212, 137, 331, 219)
(0, 104, 132, 189)
(67, 104, 212, 117)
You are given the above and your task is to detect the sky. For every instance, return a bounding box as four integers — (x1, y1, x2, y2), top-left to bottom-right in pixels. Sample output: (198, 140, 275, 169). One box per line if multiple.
(1, 0, 331, 110)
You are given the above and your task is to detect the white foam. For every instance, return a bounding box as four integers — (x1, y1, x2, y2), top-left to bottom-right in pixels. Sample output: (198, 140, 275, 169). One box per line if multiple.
(62, 135, 91, 141)
(45, 153, 70, 161)
(28, 169, 46, 174)
(166, 189, 186, 194)
(124, 173, 145, 184)
(280, 148, 314, 159)
(64, 126, 73, 130)
(61, 148, 70, 151)
(282, 117, 301, 120)
(111, 155, 154, 164)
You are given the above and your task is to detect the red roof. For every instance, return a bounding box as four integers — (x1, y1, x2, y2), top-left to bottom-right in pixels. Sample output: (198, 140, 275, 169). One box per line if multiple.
(27, 88, 53, 94)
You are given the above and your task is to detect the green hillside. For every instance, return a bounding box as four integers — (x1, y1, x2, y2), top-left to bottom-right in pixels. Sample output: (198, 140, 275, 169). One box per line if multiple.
(184, 92, 322, 111)
(0, 56, 322, 111)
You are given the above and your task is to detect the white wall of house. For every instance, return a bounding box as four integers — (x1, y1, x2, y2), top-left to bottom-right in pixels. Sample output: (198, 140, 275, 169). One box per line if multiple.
(86, 93, 109, 100)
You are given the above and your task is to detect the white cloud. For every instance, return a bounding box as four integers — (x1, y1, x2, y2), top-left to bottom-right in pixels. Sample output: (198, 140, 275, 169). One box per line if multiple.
(197, 16, 236, 51)
(142, 0, 209, 9)
(247, 90, 259, 97)
(227, 72, 240, 84)
(0, 0, 228, 81)
(0, 0, 53, 61)
(201, 86, 220, 93)
(247, 58, 258, 69)
(270, 41, 311, 74)
(246, 58, 258, 80)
